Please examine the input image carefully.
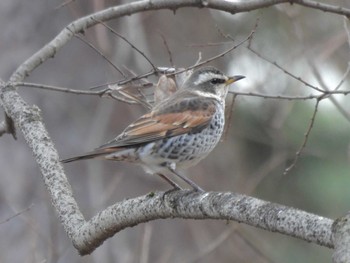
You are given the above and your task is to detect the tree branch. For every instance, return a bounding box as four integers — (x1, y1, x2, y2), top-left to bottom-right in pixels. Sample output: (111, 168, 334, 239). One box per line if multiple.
(9, 0, 350, 83)
(0, 83, 86, 247)
(332, 213, 350, 263)
(75, 190, 333, 255)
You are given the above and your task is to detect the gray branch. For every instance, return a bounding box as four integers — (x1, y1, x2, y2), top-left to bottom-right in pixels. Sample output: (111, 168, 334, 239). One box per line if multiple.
(0, 83, 86, 245)
(332, 213, 350, 263)
(76, 190, 333, 255)
(1, 0, 349, 260)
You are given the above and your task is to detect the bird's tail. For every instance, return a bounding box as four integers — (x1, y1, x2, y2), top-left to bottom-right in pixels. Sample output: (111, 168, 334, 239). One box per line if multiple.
(61, 148, 118, 163)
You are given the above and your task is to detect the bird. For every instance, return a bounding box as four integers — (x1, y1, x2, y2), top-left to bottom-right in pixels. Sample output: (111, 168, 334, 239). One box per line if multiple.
(61, 67, 245, 192)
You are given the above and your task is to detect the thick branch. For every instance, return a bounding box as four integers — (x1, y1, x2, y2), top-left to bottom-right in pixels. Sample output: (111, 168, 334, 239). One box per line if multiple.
(332, 213, 350, 263)
(76, 190, 333, 255)
(0, 83, 85, 247)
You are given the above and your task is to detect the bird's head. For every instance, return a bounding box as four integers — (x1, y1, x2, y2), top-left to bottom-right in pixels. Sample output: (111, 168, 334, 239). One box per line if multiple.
(182, 66, 245, 100)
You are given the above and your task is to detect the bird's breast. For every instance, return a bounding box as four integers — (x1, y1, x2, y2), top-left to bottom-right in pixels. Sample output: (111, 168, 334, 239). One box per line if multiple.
(138, 104, 225, 168)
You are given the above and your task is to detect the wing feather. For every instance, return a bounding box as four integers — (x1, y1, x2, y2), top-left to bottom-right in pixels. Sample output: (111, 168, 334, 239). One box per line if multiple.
(98, 96, 217, 149)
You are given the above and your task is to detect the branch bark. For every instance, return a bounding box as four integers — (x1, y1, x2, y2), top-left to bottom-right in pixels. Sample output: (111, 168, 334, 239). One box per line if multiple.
(1, 0, 349, 259)
(0, 83, 86, 247)
(75, 190, 333, 255)
(332, 214, 350, 263)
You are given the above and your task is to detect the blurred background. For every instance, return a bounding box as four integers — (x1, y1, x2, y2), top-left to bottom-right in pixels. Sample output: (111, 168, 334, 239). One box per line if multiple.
(1, 0, 350, 262)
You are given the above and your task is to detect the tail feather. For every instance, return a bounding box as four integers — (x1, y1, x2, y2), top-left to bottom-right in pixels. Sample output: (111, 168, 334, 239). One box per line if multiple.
(61, 148, 118, 163)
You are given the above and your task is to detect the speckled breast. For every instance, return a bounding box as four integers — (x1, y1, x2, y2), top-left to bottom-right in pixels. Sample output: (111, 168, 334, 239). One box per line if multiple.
(153, 102, 225, 167)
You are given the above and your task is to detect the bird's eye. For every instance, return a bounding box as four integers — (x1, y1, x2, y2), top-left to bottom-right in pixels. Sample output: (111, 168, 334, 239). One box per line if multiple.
(210, 78, 224, 85)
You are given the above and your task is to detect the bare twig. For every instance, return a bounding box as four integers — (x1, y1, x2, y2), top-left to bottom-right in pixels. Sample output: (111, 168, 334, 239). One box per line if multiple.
(334, 63, 350, 91)
(230, 91, 318, 100)
(187, 41, 233, 47)
(55, 0, 75, 10)
(15, 82, 108, 95)
(292, 0, 350, 16)
(235, 229, 278, 263)
(248, 47, 324, 93)
(94, 18, 158, 72)
(13, 82, 152, 106)
(344, 17, 350, 51)
(72, 31, 126, 78)
(194, 52, 202, 66)
(284, 98, 321, 174)
(181, 225, 238, 263)
(14, 81, 350, 102)
(0, 204, 34, 225)
(173, 26, 255, 77)
(222, 94, 237, 142)
(159, 32, 174, 67)
(310, 62, 350, 123)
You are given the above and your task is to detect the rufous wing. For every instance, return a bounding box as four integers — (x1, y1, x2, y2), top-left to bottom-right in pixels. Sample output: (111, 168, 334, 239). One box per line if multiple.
(98, 96, 217, 149)
(61, 96, 217, 163)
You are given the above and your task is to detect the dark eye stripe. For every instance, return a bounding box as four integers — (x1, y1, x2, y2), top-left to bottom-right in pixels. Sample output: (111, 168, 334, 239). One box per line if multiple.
(210, 78, 225, 85)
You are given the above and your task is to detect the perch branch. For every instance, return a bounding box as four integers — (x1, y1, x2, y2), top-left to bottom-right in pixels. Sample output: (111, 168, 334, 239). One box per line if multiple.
(74, 190, 333, 255)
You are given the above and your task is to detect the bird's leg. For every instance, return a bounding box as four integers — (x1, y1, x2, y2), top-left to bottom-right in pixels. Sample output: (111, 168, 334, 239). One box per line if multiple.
(167, 165, 205, 192)
(155, 173, 182, 190)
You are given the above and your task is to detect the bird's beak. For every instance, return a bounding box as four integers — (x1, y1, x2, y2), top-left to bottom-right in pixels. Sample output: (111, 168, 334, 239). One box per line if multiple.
(225, 75, 245, 85)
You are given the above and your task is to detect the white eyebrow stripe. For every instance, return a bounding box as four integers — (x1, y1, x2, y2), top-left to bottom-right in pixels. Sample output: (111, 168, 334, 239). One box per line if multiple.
(191, 90, 221, 101)
(193, 73, 226, 85)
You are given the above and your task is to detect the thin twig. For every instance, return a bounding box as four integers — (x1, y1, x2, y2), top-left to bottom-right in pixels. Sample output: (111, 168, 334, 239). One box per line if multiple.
(159, 32, 174, 67)
(218, 16, 260, 48)
(187, 41, 233, 47)
(310, 62, 350, 123)
(222, 94, 237, 142)
(13, 82, 150, 106)
(181, 226, 238, 263)
(248, 17, 261, 48)
(344, 17, 350, 51)
(248, 48, 325, 93)
(55, 0, 75, 10)
(284, 98, 321, 175)
(230, 91, 315, 100)
(93, 18, 158, 72)
(72, 31, 126, 78)
(15, 82, 107, 95)
(334, 63, 350, 91)
(292, 0, 350, 17)
(172, 26, 256, 77)
(235, 229, 278, 263)
(15, 81, 350, 101)
(0, 204, 33, 225)
(195, 52, 202, 66)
